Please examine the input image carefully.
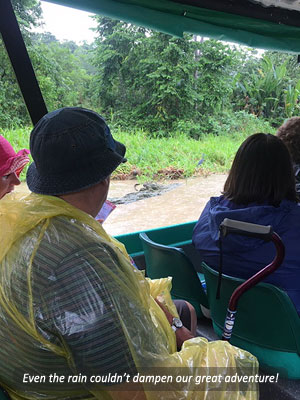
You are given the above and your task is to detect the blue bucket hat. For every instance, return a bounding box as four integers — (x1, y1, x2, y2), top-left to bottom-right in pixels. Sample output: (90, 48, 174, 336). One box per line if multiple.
(26, 107, 126, 195)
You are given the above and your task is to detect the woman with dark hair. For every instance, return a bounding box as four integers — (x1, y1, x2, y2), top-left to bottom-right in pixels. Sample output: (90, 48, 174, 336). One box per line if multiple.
(192, 133, 300, 313)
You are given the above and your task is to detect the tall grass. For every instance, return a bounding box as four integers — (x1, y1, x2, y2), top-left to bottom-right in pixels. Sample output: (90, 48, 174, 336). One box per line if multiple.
(113, 116, 275, 180)
(0, 116, 275, 181)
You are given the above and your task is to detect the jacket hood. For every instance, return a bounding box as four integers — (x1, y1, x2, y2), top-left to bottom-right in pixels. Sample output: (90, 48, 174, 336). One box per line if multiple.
(207, 196, 298, 252)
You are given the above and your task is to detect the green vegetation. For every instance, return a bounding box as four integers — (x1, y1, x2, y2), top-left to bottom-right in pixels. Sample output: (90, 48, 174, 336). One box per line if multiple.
(1, 3, 300, 132)
(2, 113, 274, 181)
(0, 1, 297, 181)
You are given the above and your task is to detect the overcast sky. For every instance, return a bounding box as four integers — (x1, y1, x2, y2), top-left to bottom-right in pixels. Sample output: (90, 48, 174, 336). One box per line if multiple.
(38, 1, 97, 43)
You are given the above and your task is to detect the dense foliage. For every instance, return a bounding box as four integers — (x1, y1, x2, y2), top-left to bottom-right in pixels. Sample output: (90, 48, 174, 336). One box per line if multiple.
(1, 4, 300, 135)
(92, 20, 239, 134)
(0, 0, 95, 127)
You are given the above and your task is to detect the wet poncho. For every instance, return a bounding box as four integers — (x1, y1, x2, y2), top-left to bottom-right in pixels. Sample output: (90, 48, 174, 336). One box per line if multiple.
(0, 192, 258, 400)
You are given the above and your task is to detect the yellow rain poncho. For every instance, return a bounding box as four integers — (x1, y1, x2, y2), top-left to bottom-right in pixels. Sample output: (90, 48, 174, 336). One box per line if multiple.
(0, 192, 258, 400)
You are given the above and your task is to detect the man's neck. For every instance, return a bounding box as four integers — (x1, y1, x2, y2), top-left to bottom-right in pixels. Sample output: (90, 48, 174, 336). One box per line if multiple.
(58, 181, 108, 218)
(58, 194, 99, 217)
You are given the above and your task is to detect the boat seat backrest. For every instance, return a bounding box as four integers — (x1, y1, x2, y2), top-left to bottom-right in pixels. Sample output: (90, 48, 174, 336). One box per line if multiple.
(202, 262, 300, 355)
(139, 232, 208, 308)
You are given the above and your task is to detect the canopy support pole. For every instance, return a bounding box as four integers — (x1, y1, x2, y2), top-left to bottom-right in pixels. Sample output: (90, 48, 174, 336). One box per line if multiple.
(0, 0, 48, 125)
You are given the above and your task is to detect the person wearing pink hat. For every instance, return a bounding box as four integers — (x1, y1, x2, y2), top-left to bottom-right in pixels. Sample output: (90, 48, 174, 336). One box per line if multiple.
(0, 135, 30, 199)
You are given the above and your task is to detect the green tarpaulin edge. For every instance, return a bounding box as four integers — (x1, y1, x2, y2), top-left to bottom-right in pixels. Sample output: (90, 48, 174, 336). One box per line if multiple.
(45, 0, 300, 52)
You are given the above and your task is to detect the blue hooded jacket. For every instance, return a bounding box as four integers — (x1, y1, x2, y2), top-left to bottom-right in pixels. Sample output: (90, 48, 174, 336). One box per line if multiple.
(192, 196, 300, 314)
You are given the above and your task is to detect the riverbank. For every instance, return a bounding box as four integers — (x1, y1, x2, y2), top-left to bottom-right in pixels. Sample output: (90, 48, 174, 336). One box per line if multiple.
(3, 116, 274, 182)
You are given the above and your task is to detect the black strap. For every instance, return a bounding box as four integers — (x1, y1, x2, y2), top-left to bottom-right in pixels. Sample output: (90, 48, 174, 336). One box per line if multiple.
(0, 0, 48, 125)
(216, 236, 223, 299)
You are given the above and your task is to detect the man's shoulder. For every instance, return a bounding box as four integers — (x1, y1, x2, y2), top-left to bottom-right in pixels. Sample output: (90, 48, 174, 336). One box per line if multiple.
(35, 215, 118, 269)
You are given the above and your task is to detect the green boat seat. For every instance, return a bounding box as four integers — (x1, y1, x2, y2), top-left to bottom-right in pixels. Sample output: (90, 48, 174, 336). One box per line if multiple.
(115, 221, 197, 259)
(139, 232, 208, 318)
(0, 387, 10, 400)
(202, 261, 300, 379)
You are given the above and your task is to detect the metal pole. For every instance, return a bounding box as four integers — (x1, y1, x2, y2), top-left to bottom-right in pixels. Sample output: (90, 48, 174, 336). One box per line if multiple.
(0, 0, 48, 125)
(222, 232, 285, 341)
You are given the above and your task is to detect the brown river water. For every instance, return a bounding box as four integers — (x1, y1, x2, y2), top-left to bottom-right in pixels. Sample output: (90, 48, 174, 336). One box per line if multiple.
(103, 174, 226, 235)
(18, 174, 227, 236)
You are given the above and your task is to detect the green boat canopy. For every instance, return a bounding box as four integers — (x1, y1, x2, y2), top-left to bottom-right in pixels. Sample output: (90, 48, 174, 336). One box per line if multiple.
(45, 0, 300, 53)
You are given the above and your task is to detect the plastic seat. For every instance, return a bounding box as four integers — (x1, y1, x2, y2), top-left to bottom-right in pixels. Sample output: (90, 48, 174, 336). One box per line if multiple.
(139, 232, 208, 317)
(202, 261, 300, 379)
(0, 387, 10, 400)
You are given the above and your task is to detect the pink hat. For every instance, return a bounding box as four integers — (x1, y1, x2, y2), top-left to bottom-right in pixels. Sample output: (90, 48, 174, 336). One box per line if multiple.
(0, 135, 30, 177)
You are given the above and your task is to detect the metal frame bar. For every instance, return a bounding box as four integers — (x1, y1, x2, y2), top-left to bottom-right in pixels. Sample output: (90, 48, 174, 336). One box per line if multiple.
(0, 0, 48, 125)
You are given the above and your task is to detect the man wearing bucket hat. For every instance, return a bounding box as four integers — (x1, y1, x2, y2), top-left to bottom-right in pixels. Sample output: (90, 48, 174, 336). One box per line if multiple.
(26, 107, 127, 196)
(0, 135, 30, 199)
(0, 107, 200, 399)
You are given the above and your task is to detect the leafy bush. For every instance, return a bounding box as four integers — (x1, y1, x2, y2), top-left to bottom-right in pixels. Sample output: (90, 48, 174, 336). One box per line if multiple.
(173, 111, 274, 139)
